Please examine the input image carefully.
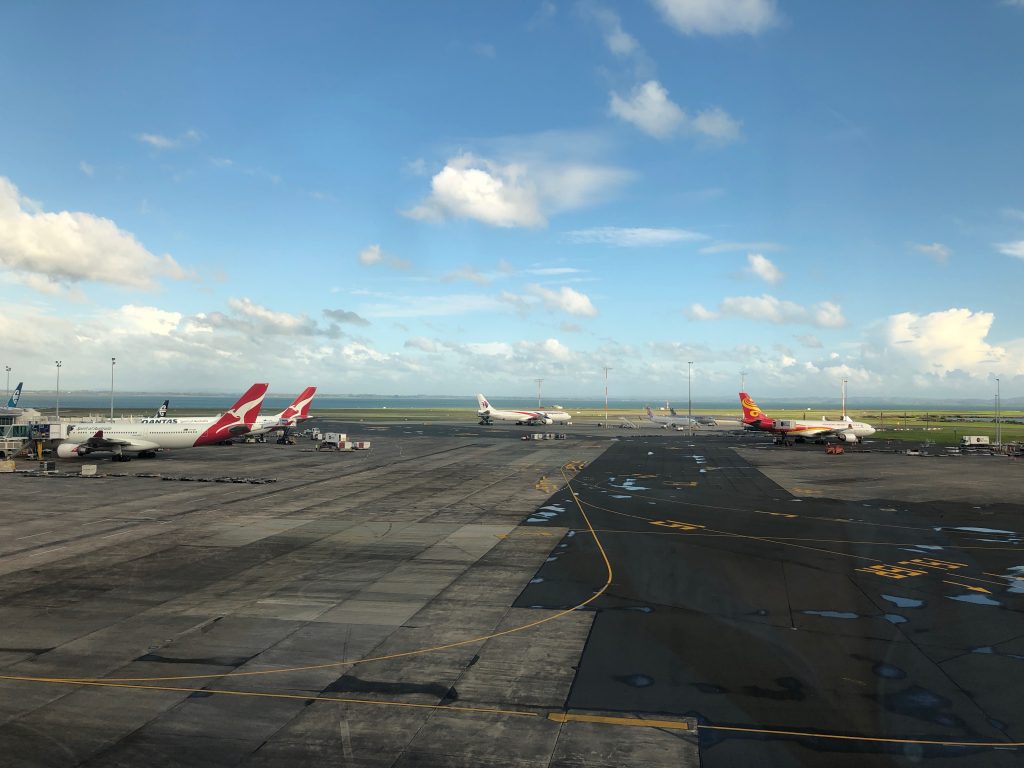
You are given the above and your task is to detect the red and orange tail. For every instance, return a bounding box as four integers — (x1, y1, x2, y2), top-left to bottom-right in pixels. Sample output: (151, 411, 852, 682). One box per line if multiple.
(280, 386, 317, 422)
(739, 392, 769, 424)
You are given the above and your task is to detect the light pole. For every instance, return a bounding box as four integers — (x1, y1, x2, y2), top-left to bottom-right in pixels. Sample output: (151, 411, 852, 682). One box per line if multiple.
(110, 357, 116, 419)
(535, 378, 543, 408)
(603, 366, 612, 426)
(740, 370, 747, 393)
(55, 360, 62, 419)
(687, 361, 693, 433)
(996, 378, 1001, 448)
(841, 378, 848, 420)
(4, 365, 10, 401)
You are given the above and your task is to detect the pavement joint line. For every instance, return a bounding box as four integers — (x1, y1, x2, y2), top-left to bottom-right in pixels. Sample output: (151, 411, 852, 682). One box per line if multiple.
(1, 468, 615, 685)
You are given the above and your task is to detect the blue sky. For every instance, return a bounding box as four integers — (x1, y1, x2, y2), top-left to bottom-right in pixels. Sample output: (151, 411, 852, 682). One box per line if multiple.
(1, 0, 1023, 401)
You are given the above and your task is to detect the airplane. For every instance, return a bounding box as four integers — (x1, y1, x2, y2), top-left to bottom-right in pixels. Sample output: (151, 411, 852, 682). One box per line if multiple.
(56, 383, 269, 461)
(739, 391, 876, 443)
(644, 405, 708, 429)
(154, 399, 169, 418)
(476, 394, 571, 426)
(248, 386, 317, 436)
(6, 382, 22, 408)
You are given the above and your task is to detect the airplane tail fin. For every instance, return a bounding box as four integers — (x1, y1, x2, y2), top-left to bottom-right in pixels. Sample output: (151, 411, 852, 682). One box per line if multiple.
(645, 405, 654, 419)
(670, 407, 679, 416)
(196, 383, 269, 444)
(739, 392, 768, 424)
(155, 399, 169, 418)
(476, 393, 490, 412)
(279, 386, 317, 422)
(7, 382, 23, 408)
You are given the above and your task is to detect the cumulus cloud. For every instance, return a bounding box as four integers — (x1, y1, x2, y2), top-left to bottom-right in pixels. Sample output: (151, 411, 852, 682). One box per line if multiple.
(610, 80, 685, 139)
(190, 298, 337, 338)
(404, 153, 631, 228)
(404, 336, 439, 353)
(652, 0, 780, 36)
(880, 308, 1006, 373)
(912, 242, 952, 262)
(358, 244, 410, 269)
(529, 285, 598, 316)
(116, 305, 182, 336)
(796, 334, 823, 348)
(746, 253, 782, 284)
(690, 294, 846, 327)
(0, 176, 187, 290)
(566, 226, 707, 246)
(323, 308, 370, 326)
(996, 241, 1024, 260)
(540, 338, 572, 361)
(610, 81, 741, 141)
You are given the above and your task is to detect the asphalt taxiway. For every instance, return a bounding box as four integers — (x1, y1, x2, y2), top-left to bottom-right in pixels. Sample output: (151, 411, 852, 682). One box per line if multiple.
(0, 422, 1021, 766)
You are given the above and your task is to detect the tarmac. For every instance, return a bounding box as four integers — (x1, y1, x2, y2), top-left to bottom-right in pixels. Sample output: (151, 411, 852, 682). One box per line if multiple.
(0, 421, 1021, 767)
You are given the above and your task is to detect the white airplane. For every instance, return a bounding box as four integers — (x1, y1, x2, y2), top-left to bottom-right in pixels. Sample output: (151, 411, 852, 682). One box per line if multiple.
(56, 383, 269, 461)
(476, 393, 571, 426)
(249, 386, 316, 436)
(644, 405, 703, 429)
(740, 392, 876, 443)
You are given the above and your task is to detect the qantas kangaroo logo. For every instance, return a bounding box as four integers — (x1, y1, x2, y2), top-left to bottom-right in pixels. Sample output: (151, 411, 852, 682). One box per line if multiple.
(195, 384, 269, 446)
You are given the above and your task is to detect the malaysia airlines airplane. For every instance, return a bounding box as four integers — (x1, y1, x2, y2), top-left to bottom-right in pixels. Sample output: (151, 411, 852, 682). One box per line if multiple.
(56, 383, 269, 460)
(476, 394, 571, 426)
(739, 392, 876, 443)
(248, 386, 316, 436)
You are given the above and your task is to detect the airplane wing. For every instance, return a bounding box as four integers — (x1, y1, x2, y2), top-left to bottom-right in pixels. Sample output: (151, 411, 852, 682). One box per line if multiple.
(78, 430, 159, 452)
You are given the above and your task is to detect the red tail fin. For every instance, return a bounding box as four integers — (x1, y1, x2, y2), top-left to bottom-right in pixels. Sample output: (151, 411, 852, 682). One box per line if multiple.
(194, 383, 269, 445)
(739, 392, 769, 424)
(280, 386, 316, 422)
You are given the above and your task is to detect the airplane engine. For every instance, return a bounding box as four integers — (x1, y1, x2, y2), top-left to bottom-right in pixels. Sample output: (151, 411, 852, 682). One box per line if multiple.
(56, 443, 84, 458)
(542, 417, 553, 425)
(836, 431, 858, 443)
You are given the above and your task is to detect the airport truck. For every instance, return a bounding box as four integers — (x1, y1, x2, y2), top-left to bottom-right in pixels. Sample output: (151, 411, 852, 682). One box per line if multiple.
(961, 435, 991, 446)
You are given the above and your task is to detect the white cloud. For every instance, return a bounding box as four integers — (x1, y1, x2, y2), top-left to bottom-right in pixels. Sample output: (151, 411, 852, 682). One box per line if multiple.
(703, 294, 846, 327)
(442, 265, 492, 284)
(700, 241, 783, 254)
(995, 241, 1024, 260)
(746, 253, 782, 284)
(610, 81, 741, 142)
(323, 308, 370, 326)
(652, 0, 780, 36)
(529, 285, 598, 316)
(526, 266, 583, 275)
(136, 129, 202, 150)
(358, 244, 410, 269)
(405, 153, 631, 228)
(360, 293, 504, 319)
(610, 80, 686, 139)
(686, 303, 719, 320)
(79, 161, 95, 177)
(0, 176, 187, 290)
(567, 226, 708, 246)
(796, 334, 823, 348)
(540, 338, 572, 361)
(586, 6, 639, 56)
(691, 107, 742, 141)
(1001, 207, 1024, 222)
(404, 336, 439, 353)
(116, 305, 183, 336)
(912, 242, 951, 262)
(879, 308, 1007, 373)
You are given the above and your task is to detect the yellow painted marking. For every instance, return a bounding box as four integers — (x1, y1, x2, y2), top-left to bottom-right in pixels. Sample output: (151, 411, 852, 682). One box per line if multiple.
(548, 712, 689, 730)
(856, 564, 927, 580)
(984, 572, 1024, 580)
(495, 531, 554, 539)
(651, 520, 705, 532)
(535, 476, 559, 492)
(664, 481, 698, 488)
(758, 510, 798, 519)
(563, 461, 587, 472)
(633, 473, 658, 479)
(943, 580, 992, 594)
(898, 557, 966, 571)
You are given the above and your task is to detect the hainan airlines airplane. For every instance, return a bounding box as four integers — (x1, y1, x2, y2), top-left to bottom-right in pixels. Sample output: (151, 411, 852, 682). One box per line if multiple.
(739, 391, 876, 443)
(476, 394, 571, 426)
(56, 383, 269, 460)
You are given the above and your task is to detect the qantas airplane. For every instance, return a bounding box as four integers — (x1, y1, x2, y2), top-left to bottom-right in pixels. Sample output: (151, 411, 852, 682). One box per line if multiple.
(248, 386, 316, 436)
(56, 383, 269, 460)
(739, 391, 876, 443)
(476, 394, 571, 426)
